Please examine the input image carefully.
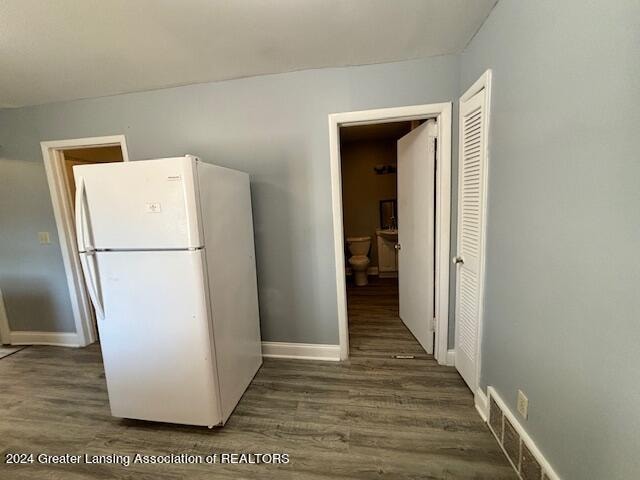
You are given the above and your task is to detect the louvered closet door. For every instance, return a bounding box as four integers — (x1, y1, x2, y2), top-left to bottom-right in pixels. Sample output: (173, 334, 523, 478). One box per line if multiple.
(455, 89, 487, 392)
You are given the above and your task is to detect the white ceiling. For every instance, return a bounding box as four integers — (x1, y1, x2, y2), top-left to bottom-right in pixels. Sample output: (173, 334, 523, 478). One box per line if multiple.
(0, 0, 496, 108)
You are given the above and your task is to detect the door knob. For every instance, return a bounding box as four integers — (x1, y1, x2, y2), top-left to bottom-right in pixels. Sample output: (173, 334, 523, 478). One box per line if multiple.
(452, 256, 464, 265)
(394, 243, 401, 251)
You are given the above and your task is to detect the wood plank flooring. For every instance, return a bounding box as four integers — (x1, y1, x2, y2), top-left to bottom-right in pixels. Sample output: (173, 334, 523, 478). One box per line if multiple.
(0, 277, 514, 479)
(0, 345, 25, 359)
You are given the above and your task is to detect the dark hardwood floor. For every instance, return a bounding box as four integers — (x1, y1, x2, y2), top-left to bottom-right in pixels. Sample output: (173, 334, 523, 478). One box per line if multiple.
(0, 277, 514, 479)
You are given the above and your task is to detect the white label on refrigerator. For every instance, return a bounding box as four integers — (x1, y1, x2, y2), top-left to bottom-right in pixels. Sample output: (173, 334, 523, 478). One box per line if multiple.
(145, 202, 162, 213)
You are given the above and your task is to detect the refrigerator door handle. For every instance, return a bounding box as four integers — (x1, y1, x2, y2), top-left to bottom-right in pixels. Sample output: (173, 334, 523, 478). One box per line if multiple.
(75, 177, 88, 252)
(79, 252, 105, 320)
(75, 177, 104, 319)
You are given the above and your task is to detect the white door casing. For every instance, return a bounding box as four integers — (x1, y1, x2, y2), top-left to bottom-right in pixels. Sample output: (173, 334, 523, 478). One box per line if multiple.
(0, 289, 11, 344)
(328, 103, 452, 363)
(41, 136, 130, 347)
(455, 71, 491, 392)
(397, 119, 437, 354)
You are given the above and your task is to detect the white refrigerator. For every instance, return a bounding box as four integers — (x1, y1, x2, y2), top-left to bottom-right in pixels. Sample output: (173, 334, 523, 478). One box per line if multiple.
(74, 155, 262, 427)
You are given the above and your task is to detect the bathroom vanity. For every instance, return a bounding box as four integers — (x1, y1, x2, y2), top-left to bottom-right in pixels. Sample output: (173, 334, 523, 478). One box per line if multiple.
(376, 228, 398, 278)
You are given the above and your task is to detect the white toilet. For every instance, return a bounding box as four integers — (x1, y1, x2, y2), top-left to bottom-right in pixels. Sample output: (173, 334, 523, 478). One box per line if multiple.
(346, 236, 371, 286)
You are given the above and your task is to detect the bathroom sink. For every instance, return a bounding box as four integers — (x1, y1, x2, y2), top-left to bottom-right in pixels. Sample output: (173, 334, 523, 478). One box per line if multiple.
(376, 229, 398, 241)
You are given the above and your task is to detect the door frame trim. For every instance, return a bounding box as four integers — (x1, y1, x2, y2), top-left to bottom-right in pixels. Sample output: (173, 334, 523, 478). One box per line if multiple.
(328, 103, 452, 363)
(0, 289, 11, 344)
(41, 135, 130, 347)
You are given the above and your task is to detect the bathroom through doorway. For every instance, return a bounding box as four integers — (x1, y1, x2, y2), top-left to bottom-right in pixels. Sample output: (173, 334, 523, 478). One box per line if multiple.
(328, 104, 452, 364)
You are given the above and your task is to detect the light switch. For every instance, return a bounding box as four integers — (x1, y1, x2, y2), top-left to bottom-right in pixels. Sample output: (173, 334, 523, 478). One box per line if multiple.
(38, 232, 51, 244)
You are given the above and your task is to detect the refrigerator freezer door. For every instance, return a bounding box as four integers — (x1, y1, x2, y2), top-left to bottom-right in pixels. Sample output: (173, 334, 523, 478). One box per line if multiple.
(73, 157, 202, 250)
(95, 249, 221, 426)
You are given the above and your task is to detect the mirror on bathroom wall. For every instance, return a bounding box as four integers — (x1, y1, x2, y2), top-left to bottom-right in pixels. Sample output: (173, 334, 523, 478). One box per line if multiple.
(379, 199, 397, 230)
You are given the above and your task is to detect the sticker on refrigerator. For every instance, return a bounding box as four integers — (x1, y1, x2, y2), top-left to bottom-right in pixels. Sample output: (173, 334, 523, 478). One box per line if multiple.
(145, 202, 162, 213)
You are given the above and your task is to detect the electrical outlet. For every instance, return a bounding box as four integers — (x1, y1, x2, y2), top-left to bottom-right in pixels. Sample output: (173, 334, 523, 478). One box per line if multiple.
(517, 389, 529, 419)
(38, 232, 51, 244)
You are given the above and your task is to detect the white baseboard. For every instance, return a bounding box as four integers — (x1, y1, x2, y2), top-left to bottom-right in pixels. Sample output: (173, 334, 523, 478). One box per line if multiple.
(261, 342, 341, 362)
(474, 387, 489, 421)
(487, 386, 561, 480)
(9, 331, 82, 347)
(445, 348, 455, 366)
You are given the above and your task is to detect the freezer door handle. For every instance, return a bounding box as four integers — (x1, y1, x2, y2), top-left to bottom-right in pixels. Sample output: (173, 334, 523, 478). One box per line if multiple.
(74, 177, 95, 251)
(75, 177, 104, 320)
(75, 177, 87, 252)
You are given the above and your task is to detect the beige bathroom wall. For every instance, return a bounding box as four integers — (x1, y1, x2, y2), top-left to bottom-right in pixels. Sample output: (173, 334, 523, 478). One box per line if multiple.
(340, 139, 397, 268)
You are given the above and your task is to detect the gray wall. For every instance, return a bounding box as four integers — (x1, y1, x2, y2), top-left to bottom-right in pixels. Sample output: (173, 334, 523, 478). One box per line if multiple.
(2, 2, 638, 475)
(0, 159, 77, 332)
(0, 55, 460, 343)
(461, 1, 640, 478)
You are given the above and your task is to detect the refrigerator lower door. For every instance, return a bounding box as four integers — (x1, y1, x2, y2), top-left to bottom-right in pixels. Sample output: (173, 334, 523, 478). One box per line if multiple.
(95, 249, 221, 426)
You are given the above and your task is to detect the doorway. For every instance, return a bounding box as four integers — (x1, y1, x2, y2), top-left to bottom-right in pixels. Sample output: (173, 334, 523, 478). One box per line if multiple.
(340, 120, 427, 360)
(42, 136, 129, 347)
(61, 146, 124, 208)
(328, 104, 452, 363)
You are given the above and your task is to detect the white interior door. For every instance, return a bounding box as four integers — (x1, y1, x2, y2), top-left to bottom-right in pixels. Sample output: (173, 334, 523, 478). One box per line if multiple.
(455, 87, 489, 392)
(397, 119, 437, 354)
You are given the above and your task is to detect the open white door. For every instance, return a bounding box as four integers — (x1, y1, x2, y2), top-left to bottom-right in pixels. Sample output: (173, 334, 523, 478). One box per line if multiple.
(397, 119, 437, 354)
(454, 80, 490, 392)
